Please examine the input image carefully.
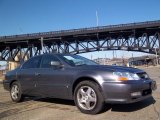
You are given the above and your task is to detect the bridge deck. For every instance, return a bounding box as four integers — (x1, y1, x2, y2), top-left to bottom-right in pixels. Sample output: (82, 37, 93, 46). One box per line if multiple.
(0, 20, 160, 42)
(0, 20, 160, 61)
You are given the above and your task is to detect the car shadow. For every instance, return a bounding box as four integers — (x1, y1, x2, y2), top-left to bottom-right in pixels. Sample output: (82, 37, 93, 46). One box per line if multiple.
(34, 96, 156, 113)
(104, 96, 156, 112)
(35, 97, 75, 106)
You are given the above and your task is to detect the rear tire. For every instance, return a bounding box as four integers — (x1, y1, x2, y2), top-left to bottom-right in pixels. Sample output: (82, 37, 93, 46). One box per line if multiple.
(10, 81, 23, 102)
(74, 81, 104, 114)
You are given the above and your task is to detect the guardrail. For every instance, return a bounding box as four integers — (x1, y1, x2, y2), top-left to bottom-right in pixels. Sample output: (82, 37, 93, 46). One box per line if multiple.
(0, 20, 160, 40)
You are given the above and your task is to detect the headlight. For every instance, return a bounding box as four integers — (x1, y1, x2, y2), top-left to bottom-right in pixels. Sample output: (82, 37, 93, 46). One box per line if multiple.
(113, 72, 140, 81)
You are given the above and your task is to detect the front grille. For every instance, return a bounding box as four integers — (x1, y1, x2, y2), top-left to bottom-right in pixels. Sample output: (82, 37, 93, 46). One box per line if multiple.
(137, 72, 149, 79)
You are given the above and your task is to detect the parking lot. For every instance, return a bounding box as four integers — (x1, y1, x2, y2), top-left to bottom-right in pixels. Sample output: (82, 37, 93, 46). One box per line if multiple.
(0, 66, 160, 120)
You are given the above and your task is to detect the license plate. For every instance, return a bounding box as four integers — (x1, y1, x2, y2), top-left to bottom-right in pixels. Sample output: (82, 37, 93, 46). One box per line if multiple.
(151, 81, 157, 90)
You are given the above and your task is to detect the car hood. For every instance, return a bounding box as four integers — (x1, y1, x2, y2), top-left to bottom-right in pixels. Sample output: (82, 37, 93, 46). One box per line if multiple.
(76, 65, 144, 73)
(105, 65, 144, 73)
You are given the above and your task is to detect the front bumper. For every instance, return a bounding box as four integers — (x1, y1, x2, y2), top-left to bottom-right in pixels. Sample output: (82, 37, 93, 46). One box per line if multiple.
(3, 80, 10, 91)
(101, 80, 156, 104)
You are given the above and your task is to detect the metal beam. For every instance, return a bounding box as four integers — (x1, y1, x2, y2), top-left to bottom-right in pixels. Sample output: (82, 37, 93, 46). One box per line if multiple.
(0, 20, 160, 62)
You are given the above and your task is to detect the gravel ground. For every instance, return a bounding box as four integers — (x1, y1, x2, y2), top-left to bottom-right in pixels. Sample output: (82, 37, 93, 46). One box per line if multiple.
(0, 66, 159, 120)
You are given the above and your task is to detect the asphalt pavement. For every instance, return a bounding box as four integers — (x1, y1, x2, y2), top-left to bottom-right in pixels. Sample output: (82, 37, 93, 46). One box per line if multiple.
(0, 66, 159, 120)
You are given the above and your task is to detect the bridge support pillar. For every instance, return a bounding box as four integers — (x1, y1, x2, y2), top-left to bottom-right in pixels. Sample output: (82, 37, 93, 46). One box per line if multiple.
(158, 32, 160, 49)
(157, 32, 160, 56)
(40, 37, 44, 54)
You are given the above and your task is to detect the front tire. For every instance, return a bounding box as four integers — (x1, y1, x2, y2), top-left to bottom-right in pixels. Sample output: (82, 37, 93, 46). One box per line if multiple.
(10, 81, 23, 102)
(74, 81, 104, 114)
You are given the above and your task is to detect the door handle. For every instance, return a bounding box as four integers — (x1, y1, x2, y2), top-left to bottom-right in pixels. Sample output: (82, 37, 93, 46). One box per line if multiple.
(35, 73, 40, 76)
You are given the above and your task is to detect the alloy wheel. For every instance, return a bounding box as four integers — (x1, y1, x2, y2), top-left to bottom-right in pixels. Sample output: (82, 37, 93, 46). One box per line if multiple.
(77, 86, 97, 110)
(11, 85, 20, 100)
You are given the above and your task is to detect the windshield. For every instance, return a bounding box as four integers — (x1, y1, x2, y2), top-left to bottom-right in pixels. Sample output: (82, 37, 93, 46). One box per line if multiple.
(59, 54, 98, 66)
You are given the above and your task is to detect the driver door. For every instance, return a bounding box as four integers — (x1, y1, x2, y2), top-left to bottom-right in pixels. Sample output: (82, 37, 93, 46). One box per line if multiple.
(35, 55, 69, 98)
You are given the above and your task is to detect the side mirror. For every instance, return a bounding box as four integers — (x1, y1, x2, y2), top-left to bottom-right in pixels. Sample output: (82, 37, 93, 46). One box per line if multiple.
(50, 61, 64, 68)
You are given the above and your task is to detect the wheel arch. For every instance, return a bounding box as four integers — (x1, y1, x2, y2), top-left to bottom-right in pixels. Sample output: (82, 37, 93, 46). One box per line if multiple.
(9, 80, 18, 89)
(72, 76, 102, 97)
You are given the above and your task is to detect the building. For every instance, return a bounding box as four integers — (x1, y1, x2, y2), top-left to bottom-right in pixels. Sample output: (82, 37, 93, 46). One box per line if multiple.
(93, 57, 128, 66)
(128, 55, 160, 66)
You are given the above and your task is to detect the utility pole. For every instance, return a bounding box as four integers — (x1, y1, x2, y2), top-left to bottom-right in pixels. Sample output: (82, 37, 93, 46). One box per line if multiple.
(96, 10, 99, 27)
(132, 53, 134, 66)
(115, 50, 117, 58)
(105, 54, 106, 65)
(96, 10, 99, 41)
(113, 50, 114, 59)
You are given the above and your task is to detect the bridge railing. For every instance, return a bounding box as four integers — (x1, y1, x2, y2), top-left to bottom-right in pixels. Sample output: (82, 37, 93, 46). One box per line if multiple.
(0, 20, 160, 40)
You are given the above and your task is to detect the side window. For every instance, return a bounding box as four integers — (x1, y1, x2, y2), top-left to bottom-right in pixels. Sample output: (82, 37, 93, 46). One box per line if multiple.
(41, 55, 60, 68)
(22, 56, 42, 69)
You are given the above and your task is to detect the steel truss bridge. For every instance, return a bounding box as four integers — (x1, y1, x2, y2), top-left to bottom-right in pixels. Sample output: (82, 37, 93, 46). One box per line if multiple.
(0, 20, 160, 62)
